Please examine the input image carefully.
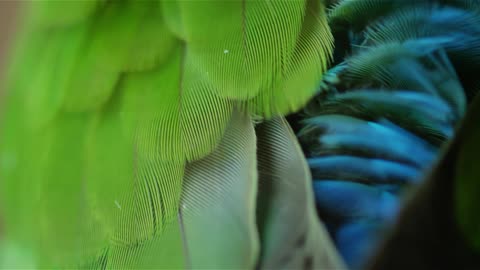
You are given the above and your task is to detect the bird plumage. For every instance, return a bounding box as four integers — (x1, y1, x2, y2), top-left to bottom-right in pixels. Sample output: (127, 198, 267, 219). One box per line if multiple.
(0, 1, 343, 269)
(298, 0, 480, 268)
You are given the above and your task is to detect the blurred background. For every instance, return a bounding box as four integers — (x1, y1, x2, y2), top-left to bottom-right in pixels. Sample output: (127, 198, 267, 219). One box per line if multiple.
(0, 0, 17, 240)
(0, 1, 17, 75)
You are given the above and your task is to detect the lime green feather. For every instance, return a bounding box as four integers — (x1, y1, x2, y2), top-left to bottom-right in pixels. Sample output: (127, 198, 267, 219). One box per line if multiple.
(162, 0, 333, 117)
(123, 4, 177, 72)
(61, 2, 145, 112)
(0, 0, 334, 268)
(25, 27, 88, 127)
(180, 109, 259, 268)
(27, 0, 101, 28)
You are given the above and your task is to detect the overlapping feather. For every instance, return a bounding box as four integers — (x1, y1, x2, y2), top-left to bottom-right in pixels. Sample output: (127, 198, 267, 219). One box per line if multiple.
(0, 0, 337, 268)
(298, 0, 480, 267)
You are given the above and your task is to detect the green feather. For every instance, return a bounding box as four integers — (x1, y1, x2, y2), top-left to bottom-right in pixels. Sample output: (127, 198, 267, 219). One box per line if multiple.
(162, 0, 333, 117)
(61, 2, 146, 112)
(27, 0, 101, 27)
(0, 0, 335, 268)
(180, 109, 258, 268)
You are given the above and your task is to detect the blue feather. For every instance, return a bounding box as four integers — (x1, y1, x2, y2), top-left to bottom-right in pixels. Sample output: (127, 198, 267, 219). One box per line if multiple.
(313, 180, 399, 222)
(335, 221, 384, 269)
(308, 156, 421, 184)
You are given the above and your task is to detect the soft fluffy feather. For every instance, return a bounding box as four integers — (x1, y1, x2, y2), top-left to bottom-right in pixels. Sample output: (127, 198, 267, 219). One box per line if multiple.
(298, 0, 478, 268)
